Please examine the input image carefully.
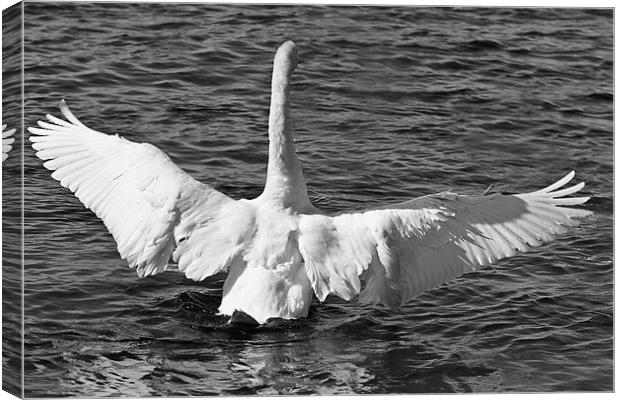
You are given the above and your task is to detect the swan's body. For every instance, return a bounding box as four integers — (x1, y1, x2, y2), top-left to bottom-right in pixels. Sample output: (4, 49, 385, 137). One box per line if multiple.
(3, 124, 15, 163)
(29, 41, 591, 324)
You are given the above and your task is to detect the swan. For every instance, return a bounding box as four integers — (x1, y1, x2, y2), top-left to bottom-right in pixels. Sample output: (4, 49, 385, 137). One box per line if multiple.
(3, 124, 15, 163)
(29, 40, 591, 324)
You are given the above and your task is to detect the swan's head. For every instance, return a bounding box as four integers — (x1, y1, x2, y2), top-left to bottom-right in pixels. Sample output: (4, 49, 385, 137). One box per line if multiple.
(273, 40, 298, 78)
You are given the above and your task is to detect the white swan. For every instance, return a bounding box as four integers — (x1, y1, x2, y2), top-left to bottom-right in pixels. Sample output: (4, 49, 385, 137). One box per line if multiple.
(29, 41, 591, 324)
(2, 124, 15, 163)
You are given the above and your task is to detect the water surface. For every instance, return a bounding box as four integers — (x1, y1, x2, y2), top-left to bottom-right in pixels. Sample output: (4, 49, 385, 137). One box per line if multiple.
(3, 3, 613, 396)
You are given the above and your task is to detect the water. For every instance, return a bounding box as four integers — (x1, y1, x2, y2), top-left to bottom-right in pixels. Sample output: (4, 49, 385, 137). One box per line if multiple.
(2, 3, 612, 396)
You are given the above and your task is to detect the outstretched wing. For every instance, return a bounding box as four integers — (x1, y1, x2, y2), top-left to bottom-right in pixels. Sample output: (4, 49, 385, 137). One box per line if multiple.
(3, 124, 16, 162)
(298, 171, 591, 306)
(29, 100, 255, 280)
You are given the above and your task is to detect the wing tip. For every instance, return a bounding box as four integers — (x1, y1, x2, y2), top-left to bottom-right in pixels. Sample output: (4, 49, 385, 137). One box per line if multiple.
(59, 98, 70, 116)
(58, 98, 86, 128)
(529, 170, 589, 200)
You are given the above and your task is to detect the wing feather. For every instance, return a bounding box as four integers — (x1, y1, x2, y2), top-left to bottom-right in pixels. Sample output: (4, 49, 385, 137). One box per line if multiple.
(29, 100, 256, 280)
(45, 113, 75, 127)
(298, 172, 591, 306)
(2, 124, 16, 162)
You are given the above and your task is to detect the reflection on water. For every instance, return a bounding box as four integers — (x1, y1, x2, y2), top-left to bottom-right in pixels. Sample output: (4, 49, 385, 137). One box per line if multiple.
(5, 2, 613, 396)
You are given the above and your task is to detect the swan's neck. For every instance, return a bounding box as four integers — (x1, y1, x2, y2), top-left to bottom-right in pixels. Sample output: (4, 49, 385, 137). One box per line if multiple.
(262, 67, 310, 208)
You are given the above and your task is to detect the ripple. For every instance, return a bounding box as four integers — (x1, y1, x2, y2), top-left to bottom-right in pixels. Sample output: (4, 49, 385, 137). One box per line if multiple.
(13, 3, 613, 396)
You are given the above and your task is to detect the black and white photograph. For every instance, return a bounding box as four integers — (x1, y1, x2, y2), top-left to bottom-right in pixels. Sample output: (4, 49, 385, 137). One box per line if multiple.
(2, 1, 613, 397)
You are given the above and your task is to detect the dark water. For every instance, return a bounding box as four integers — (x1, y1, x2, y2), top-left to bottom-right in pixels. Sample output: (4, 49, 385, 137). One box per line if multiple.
(3, 3, 613, 396)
